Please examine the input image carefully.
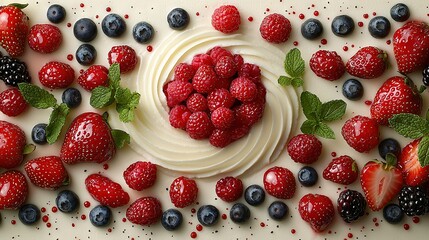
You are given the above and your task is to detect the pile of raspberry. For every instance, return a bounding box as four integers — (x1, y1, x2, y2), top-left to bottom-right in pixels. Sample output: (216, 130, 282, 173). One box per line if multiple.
(164, 46, 266, 148)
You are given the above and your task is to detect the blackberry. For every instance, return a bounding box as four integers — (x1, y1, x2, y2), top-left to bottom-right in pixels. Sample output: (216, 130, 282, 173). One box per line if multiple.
(398, 186, 429, 216)
(337, 189, 366, 223)
(0, 56, 31, 86)
(422, 66, 429, 86)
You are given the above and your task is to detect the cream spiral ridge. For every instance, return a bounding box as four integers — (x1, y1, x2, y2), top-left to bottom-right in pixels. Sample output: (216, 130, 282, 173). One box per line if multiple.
(114, 28, 300, 178)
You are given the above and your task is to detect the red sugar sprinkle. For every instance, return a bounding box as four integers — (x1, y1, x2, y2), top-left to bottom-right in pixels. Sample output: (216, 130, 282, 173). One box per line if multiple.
(41, 207, 46, 213)
(72, 223, 75, 227)
(51, 206, 58, 213)
(375, 222, 379, 227)
(147, 45, 153, 52)
(124, 14, 129, 19)
(266, 8, 270, 12)
(291, 229, 296, 234)
(46, 222, 51, 228)
(248, 16, 254, 22)
(103, 164, 109, 170)
(196, 224, 203, 231)
(108, 228, 112, 232)
(191, 208, 196, 214)
(260, 222, 266, 227)
(67, 23, 72, 28)
(196, 12, 200, 16)
(80, 3, 84, 8)
(96, 15, 99, 19)
(386, 40, 391, 45)
(372, 217, 377, 222)
(373, 12, 377, 16)
(191, 232, 197, 238)
(122, 218, 127, 222)
(331, 152, 337, 157)
(84, 201, 91, 208)
(343, 46, 349, 51)
(321, 39, 327, 45)
(314, 11, 319, 16)
(363, 13, 369, 19)
(404, 223, 410, 230)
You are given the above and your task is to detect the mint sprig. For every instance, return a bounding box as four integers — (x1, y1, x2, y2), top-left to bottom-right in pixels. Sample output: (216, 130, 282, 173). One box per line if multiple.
(278, 48, 305, 88)
(90, 63, 141, 123)
(18, 83, 70, 144)
(389, 113, 429, 166)
(300, 91, 346, 139)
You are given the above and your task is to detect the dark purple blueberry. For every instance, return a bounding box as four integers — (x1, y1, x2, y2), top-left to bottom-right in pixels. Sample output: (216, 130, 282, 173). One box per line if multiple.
(197, 205, 219, 226)
(230, 203, 250, 223)
(297, 166, 318, 187)
(19, 204, 41, 225)
(167, 8, 190, 30)
(89, 205, 112, 227)
(31, 123, 48, 145)
(133, 21, 154, 43)
(162, 208, 183, 231)
(342, 78, 364, 100)
(331, 15, 355, 37)
(368, 16, 391, 38)
(383, 203, 404, 224)
(378, 138, 401, 160)
(56, 190, 80, 213)
(268, 201, 288, 220)
(73, 18, 98, 42)
(390, 3, 410, 22)
(244, 184, 265, 206)
(75, 43, 97, 66)
(62, 88, 82, 108)
(101, 13, 126, 38)
(47, 4, 66, 23)
(301, 18, 323, 40)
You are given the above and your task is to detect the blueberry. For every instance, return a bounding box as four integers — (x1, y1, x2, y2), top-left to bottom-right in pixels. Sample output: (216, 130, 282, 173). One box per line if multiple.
(56, 190, 80, 213)
(378, 138, 401, 160)
(161, 209, 183, 231)
(18, 204, 41, 225)
(383, 203, 404, 224)
(268, 201, 288, 220)
(197, 205, 219, 226)
(331, 15, 355, 37)
(62, 88, 82, 109)
(297, 166, 318, 187)
(167, 8, 190, 30)
(73, 18, 98, 42)
(390, 3, 410, 22)
(133, 22, 154, 44)
(75, 44, 97, 66)
(89, 205, 112, 227)
(31, 123, 48, 145)
(368, 16, 391, 38)
(229, 203, 250, 223)
(47, 4, 66, 23)
(102, 13, 126, 38)
(342, 78, 364, 100)
(301, 18, 323, 40)
(244, 184, 265, 206)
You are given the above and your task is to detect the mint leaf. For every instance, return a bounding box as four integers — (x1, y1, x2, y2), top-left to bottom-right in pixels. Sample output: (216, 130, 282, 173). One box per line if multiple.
(90, 86, 114, 108)
(116, 104, 135, 123)
(320, 99, 347, 122)
(130, 92, 140, 107)
(291, 78, 304, 87)
(18, 83, 57, 109)
(314, 122, 335, 139)
(418, 136, 429, 167)
(109, 63, 121, 90)
(46, 103, 70, 144)
(389, 113, 427, 139)
(278, 76, 293, 86)
(300, 120, 318, 134)
(115, 87, 132, 105)
(111, 129, 130, 149)
(300, 91, 321, 121)
(285, 48, 305, 77)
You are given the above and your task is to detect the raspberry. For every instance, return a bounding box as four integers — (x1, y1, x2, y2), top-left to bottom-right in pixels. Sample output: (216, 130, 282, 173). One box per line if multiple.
(208, 46, 233, 63)
(215, 77, 232, 90)
(254, 82, 267, 104)
(209, 129, 233, 148)
(186, 93, 208, 113)
(233, 54, 244, 69)
(123, 161, 157, 191)
(169, 176, 198, 208)
(260, 13, 292, 43)
(309, 50, 345, 81)
(207, 88, 235, 111)
(191, 54, 214, 70)
(239, 63, 261, 83)
(215, 55, 237, 78)
(192, 65, 217, 94)
(28, 24, 62, 53)
(38, 61, 75, 89)
(126, 197, 162, 226)
(215, 176, 243, 202)
(186, 111, 214, 139)
(230, 77, 258, 102)
(107, 45, 138, 73)
(211, 5, 241, 34)
(169, 105, 192, 129)
(0, 88, 27, 117)
(211, 107, 235, 130)
(234, 101, 264, 127)
(166, 80, 193, 107)
(287, 134, 322, 164)
(174, 63, 196, 82)
(77, 65, 109, 91)
(230, 125, 250, 140)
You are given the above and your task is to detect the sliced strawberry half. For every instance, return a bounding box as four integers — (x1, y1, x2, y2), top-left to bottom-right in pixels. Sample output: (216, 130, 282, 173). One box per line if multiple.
(360, 159, 403, 211)
(398, 139, 429, 186)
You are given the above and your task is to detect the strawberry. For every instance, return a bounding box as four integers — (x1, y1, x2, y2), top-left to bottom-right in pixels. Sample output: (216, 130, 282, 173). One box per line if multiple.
(287, 134, 322, 164)
(123, 161, 157, 191)
(346, 46, 387, 79)
(60, 112, 116, 164)
(393, 21, 429, 73)
(215, 176, 243, 202)
(169, 176, 198, 208)
(298, 193, 335, 232)
(398, 139, 429, 186)
(0, 4, 29, 57)
(263, 166, 296, 199)
(77, 65, 109, 91)
(341, 115, 379, 153)
(85, 173, 130, 208)
(24, 156, 69, 190)
(0, 120, 30, 169)
(107, 45, 138, 73)
(38, 61, 75, 89)
(0, 170, 28, 210)
(0, 88, 28, 117)
(323, 155, 358, 185)
(126, 197, 162, 226)
(360, 159, 403, 211)
(370, 76, 422, 126)
(309, 50, 345, 81)
(27, 24, 62, 53)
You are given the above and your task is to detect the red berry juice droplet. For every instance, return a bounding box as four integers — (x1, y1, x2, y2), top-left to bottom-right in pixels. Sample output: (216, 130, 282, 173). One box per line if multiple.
(190, 232, 197, 238)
